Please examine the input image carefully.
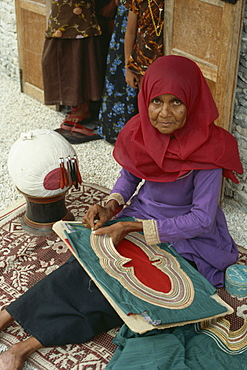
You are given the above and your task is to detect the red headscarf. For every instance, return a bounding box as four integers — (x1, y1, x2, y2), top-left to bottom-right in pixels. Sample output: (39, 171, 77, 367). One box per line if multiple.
(113, 55, 243, 183)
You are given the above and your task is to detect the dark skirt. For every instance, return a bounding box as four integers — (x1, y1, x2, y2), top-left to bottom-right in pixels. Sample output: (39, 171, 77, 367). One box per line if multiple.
(42, 37, 104, 106)
(6, 256, 123, 346)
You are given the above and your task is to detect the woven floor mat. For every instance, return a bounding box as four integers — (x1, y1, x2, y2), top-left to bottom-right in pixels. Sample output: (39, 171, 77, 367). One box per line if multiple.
(0, 183, 246, 368)
(0, 183, 119, 370)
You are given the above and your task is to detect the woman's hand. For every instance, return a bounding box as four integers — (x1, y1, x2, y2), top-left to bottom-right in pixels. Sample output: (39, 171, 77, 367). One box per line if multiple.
(125, 69, 140, 89)
(92, 221, 143, 246)
(83, 200, 119, 230)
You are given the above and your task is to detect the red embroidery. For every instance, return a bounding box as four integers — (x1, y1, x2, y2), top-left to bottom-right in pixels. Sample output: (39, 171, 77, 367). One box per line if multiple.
(116, 240, 171, 293)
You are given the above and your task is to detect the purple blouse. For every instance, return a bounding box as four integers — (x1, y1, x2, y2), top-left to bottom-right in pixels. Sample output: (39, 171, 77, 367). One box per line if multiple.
(111, 168, 238, 287)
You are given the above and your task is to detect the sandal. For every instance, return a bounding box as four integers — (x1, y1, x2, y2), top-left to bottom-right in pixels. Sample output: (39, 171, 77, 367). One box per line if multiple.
(55, 121, 101, 144)
(63, 104, 91, 123)
(60, 121, 96, 136)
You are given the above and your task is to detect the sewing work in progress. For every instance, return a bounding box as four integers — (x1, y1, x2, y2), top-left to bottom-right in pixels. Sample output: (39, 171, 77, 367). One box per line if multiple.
(0, 55, 246, 369)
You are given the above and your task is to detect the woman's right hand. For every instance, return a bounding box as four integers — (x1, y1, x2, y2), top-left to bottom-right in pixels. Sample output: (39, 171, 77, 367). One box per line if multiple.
(92, 221, 143, 246)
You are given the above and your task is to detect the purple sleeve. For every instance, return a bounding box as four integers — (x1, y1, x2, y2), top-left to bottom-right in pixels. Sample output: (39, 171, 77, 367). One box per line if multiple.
(111, 168, 142, 203)
(157, 169, 222, 242)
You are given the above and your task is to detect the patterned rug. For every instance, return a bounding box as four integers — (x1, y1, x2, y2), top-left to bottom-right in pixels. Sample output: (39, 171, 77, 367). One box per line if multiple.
(0, 182, 246, 369)
(0, 183, 119, 370)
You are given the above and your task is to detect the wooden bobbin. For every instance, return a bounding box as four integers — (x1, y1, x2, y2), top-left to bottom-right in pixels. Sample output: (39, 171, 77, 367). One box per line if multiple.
(19, 189, 75, 235)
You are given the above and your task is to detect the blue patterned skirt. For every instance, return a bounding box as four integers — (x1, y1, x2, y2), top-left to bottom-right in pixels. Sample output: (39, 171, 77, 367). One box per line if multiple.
(97, 5, 138, 144)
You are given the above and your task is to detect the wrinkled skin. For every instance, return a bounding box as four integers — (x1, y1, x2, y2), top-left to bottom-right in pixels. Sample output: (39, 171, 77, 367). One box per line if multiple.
(83, 200, 143, 246)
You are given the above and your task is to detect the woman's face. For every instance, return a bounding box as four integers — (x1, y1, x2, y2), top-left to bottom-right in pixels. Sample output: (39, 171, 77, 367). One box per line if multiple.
(148, 94, 187, 135)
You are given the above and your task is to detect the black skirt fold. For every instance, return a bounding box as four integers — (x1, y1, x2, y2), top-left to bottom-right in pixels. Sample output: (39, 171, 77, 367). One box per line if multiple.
(6, 257, 123, 346)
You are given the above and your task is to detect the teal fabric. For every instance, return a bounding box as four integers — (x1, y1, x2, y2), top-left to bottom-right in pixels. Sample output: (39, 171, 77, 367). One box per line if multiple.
(65, 218, 229, 327)
(107, 325, 189, 370)
(180, 324, 247, 369)
(107, 324, 247, 369)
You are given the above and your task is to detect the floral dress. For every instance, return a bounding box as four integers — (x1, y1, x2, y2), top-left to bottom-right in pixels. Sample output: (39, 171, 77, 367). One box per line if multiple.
(42, 0, 104, 106)
(97, 4, 138, 144)
(123, 0, 164, 75)
(45, 0, 101, 39)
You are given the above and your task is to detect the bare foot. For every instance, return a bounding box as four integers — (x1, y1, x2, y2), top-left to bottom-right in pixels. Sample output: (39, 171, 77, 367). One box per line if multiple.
(0, 337, 43, 370)
(0, 348, 24, 370)
(66, 102, 91, 122)
(0, 309, 14, 331)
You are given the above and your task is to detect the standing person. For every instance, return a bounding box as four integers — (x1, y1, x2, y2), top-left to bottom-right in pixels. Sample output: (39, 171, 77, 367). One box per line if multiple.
(42, 0, 116, 143)
(0, 56, 243, 369)
(98, 0, 164, 143)
(97, 2, 138, 144)
(124, 0, 164, 89)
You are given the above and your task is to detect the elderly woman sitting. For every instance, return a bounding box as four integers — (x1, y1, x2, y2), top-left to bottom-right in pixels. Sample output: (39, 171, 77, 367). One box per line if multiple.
(0, 55, 243, 369)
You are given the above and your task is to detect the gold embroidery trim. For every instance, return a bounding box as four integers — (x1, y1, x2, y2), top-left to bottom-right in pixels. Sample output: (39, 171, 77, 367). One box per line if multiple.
(177, 170, 193, 180)
(106, 193, 125, 205)
(198, 317, 247, 352)
(142, 219, 161, 245)
(90, 232, 195, 309)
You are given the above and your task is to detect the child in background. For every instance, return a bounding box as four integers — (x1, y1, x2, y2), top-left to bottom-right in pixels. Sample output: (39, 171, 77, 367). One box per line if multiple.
(98, 0, 164, 143)
(124, 0, 164, 89)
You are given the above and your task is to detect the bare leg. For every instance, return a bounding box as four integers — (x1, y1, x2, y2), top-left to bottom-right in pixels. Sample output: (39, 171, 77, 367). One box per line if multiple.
(0, 337, 43, 370)
(0, 309, 14, 330)
(0, 309, 43, 370)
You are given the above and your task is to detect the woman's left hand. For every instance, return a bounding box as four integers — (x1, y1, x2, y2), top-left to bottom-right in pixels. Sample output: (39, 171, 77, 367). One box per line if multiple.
(92, 221, 143, 246)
